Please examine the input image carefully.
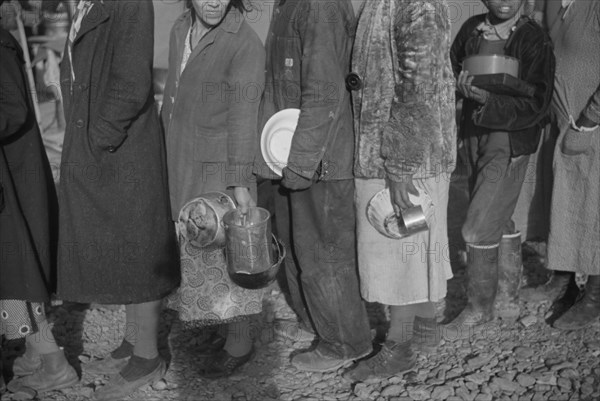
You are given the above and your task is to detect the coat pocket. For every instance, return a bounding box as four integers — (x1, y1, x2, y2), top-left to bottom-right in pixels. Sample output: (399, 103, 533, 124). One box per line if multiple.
(193, 130, 228, 163)
(561, 127, 597, 156)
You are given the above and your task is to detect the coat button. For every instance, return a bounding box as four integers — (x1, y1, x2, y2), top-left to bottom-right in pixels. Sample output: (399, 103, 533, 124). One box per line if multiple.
(75, 119, 84, 128)
(107, 146, 116, 153)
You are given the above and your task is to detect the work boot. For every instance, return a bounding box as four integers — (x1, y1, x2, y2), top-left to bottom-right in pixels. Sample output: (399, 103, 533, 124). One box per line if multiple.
(553, 275, 600, 330)
(342, 341, 415, 382)
(291, 345, 371, 373)
(521, 271, 573, 303)
(13, 349, 42, 376)
(7, 349, 78, 393)
(445, 244, 499, 341)
(493, 232, 523, 321)
(411, 316, 441, 355)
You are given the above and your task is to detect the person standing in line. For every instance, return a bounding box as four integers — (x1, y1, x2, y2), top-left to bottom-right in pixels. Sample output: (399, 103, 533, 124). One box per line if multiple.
(255, 0, 373, 372)
(56, 1, 180, 399)
(543, 0, 600, 330)
(342, 0, 456, 381)
(161, 0, 266, 378)
(446, 0, 554, 338)
(0, 5, 77, 393)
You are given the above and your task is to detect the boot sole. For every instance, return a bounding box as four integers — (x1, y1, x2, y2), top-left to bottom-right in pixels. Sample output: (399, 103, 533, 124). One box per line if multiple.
(292, 348, 372, 373)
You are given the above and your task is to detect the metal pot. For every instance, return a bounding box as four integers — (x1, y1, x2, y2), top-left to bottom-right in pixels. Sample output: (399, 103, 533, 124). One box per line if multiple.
(463, 55, 520, 78)
(177, 192, 236, 248)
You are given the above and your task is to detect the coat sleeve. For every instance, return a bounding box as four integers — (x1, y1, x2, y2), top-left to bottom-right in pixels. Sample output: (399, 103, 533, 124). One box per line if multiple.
(90, 1, 155, 151)
(286, 0, 353, 179)
(471, 25, 555, 131)
(0, 44, 28, 141)
(225, 35, 266, 188)
(381, 2, 449, 180)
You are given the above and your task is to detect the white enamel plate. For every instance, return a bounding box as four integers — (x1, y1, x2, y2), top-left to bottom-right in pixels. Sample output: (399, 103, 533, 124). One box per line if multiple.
(260, 108, 300, 177)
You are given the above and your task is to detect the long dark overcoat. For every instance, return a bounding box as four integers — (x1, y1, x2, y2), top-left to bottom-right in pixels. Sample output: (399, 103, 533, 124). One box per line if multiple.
(57, 0, 179, 304)
(0, 28, 57, 302)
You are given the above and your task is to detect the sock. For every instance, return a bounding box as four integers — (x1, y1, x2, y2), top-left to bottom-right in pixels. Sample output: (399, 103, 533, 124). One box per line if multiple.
(120, 355, 160, 382)
(223, 320, 253, 357)
(130, 301, 161, 359)
(28, 319, 60, 355)
(388, 302, 435, 343)
(124, 304, 138, 344)
(111, 339, 134, 359)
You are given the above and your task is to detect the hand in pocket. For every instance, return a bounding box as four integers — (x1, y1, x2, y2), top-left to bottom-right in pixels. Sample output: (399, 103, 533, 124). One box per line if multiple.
(561, 127, 595, 156)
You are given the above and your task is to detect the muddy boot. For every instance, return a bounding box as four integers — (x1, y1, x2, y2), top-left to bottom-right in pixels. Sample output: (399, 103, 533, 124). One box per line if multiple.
(445, 244, 498, 341)
(494, 232, 523, 321)
(411, 317, 441, 355)
(8, 349, 78, 393)
(521, 271, 573, 303)
(553, 275, 600, 330)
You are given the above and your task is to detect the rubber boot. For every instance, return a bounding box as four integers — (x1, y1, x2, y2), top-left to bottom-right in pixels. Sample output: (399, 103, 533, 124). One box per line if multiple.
(445, 244, 499, 341)
(411, 316, 440, 354)
(8, 349, 78, 393)
(493, 232, 523, 321)
(554, 275, 600, 330)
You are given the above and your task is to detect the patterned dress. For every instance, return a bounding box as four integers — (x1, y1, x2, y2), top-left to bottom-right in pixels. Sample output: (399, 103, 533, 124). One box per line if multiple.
(164, 12, 265, 327)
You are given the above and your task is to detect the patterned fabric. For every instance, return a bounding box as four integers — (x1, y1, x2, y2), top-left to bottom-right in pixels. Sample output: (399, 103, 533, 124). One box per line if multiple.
(352, 0, 456, 181)
(166, 226, 264, 328)
(0, 300, 45, 340)
(67, 0, 93, 84)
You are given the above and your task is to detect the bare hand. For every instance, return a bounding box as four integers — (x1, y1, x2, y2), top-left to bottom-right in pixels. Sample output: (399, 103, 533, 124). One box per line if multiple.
(457, 70, 490, 104)
(389, 177, 419, 216)
(233, 187, 256, 214)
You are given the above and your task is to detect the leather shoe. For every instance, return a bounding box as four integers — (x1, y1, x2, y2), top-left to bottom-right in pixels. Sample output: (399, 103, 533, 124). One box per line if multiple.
(198, 348, 254, 379)
(343, 341, 415, 382)
(291, 346, 371, 373)
(8, 350, 78, 393)
(92, 358, 166, 400)
(85, 354, 130, 375)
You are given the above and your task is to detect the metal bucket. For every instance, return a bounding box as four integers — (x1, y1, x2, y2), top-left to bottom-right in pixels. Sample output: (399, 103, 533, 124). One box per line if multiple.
(177, 192, 236, 248)
(223, 207, 283, 289)
(228, 235, 285, 290)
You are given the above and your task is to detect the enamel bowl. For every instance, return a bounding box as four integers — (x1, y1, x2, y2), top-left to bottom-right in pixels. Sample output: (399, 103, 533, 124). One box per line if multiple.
(366, 188, 433, 239)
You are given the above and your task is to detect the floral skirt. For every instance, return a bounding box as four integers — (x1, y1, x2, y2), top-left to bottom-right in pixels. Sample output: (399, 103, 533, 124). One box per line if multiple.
(0, 300, 45, 340)
(166, 233, 264, 329)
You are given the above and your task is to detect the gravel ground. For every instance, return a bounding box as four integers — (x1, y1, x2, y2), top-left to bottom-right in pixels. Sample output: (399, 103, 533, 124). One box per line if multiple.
(2, 104, 598, 400)
(2, 248, 599, 401)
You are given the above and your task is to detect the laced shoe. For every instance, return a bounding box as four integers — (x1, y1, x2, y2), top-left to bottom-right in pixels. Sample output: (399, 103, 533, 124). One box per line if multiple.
(342, 341, 415, 382)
